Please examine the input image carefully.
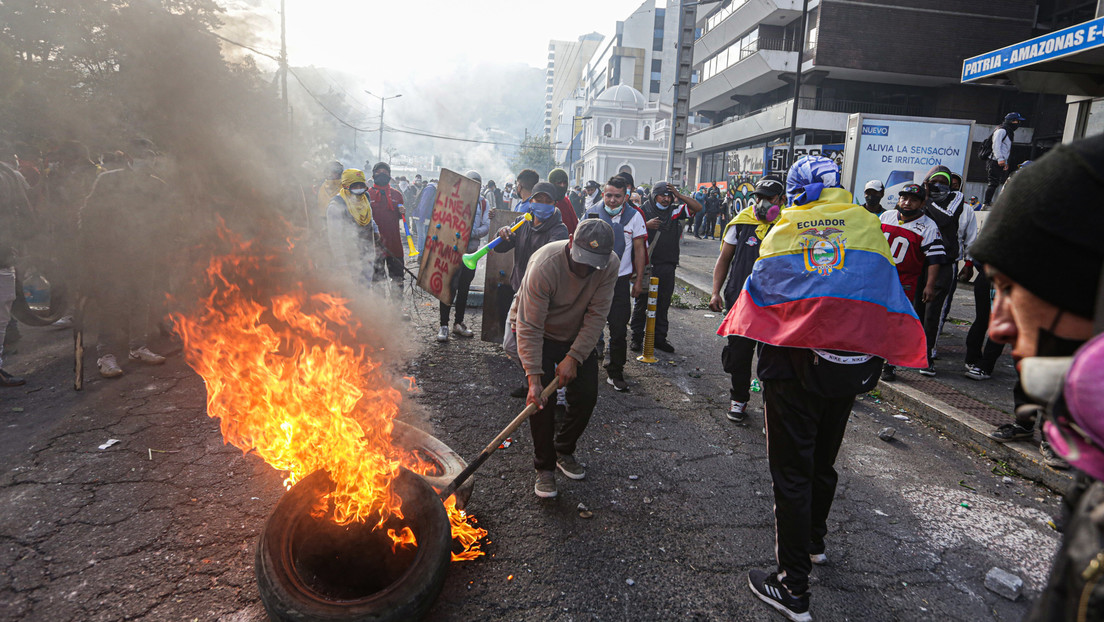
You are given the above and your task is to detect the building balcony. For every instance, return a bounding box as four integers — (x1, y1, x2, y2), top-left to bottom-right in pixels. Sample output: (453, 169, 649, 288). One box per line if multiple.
(685, 98, 848, 153)
(695, 0, 804, 59)
(690, 39, 800, 112)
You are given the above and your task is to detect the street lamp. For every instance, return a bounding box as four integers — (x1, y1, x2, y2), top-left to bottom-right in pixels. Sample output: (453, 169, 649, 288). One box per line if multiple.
(364, 89, 402, 163)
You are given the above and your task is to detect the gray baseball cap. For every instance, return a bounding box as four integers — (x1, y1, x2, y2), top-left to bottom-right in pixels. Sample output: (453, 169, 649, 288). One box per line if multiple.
(570, 218, 615, 269)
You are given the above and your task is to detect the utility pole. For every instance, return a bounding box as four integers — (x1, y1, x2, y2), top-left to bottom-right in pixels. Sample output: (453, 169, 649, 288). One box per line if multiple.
(364, 90, 402, 163)
(667, 0, 697, 185)
(279, 0, 289, 133)
(785, 0, 811, 170)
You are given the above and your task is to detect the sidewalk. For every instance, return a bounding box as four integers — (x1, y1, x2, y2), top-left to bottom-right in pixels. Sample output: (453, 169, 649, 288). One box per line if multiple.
(674, 232, 1073, 493)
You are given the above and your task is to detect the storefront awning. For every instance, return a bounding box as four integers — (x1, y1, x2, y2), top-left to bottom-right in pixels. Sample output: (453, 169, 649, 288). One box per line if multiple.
(961, 16, 1104, 96)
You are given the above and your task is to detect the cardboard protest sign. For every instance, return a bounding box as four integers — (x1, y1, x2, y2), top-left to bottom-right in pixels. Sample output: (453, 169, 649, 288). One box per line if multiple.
(417, 169, 479, 304)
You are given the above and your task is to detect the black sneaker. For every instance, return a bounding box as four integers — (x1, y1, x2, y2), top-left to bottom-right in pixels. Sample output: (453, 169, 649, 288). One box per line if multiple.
(556, 454, 586, 480)
(1040, 441, 1070, 470)
(0, 369, 25, 387)
(881, 366, 896, 382)
(727, 400, 748, 423)
(630, 340, 642, 353)
(918, 365, 936, 377)
(748, 569, 811, 622)
(655, 340, 675, 353)
(607, 376, 629, 392)
(988, 423, 1033, 443)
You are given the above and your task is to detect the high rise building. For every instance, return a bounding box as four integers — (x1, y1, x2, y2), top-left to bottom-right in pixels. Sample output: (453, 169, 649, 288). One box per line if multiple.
(685, 0, 1069, 188)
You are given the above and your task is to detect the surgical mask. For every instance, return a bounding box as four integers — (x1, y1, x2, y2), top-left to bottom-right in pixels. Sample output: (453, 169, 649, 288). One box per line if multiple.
(529, 201, 555, 220)
(350, 187, 367, 196)
(929, 183, 951, 202)
(1037, 311, 1086, 358)
(604, 204, 623, 217)
(655, 196, 672, 210)
(373, 173, 391, 186)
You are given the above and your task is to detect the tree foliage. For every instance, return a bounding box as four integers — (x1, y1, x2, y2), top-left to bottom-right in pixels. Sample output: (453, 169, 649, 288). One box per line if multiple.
(509, 133, 556, 177)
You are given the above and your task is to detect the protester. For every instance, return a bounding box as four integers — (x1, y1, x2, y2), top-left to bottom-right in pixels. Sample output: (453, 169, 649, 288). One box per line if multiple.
(629, 181, 702, 353)
(366, 162, 405, 298)
(547, 168, 579, 234)
(506, 218, 618, 498)
(914, 166, 966, 375)
(585, 176, 646, 392)
(80, 152, 171, 379)
(0, 161, 31, 386)
(412, 178, 437, 253)
(935, 179, 978, 344)
(494, 182, 570, 397)
(968, 133, 1103, 618)
(400, 175, 417, 208)
(569, 184, 584, 218)
(582, 180, 602, 210)
(860, 179, 885, 215)
(982, 112, 1024, 209)
(315, 160, 343, 217)
(511, 169, 539, 212)
(326, 169, 376, 288)
(708, 176, 784, 422)
(879, 183, 949, 381)
(437, 171, 490, 343)
(719, 155, 926, 621)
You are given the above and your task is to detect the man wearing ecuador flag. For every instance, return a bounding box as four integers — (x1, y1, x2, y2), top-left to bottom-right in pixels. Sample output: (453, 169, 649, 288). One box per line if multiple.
(718, 156, 927, 621)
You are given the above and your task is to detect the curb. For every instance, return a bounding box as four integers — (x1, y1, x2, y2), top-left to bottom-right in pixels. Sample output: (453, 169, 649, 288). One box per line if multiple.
(877, 379, 1073, 493)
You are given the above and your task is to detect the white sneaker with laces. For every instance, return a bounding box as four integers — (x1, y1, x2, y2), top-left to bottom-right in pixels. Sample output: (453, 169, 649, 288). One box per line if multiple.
(436, 326, 449, 342)
(98, 354, 124, 378)
(129, 346, 166, 365)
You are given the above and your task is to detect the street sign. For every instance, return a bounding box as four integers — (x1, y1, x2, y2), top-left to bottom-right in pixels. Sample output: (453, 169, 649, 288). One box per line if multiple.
(962, 16, 1104, 82)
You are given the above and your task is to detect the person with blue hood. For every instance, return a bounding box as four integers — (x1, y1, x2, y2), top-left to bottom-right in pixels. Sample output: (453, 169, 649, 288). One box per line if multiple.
(721, 156, 925, 621)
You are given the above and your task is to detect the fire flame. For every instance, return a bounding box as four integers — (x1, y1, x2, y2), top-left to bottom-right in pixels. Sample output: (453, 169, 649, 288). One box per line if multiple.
(445, 495, 488, 561)
(172, 236, 486, 558)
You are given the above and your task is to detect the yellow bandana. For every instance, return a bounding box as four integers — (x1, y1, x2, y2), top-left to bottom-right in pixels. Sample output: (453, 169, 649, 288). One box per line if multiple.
(339, 169, 372, 226)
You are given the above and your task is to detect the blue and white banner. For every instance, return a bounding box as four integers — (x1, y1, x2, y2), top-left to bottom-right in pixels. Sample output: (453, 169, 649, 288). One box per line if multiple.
(962, 16, 1104, 82)
(852, 120, 971, 212)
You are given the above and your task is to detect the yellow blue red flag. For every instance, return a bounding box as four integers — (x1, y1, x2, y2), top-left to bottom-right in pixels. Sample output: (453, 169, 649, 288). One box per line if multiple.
(717, 188, 928, 368)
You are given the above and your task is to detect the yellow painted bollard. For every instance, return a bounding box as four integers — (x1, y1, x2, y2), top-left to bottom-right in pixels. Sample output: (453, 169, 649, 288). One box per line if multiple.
(637, 276, 660, 364)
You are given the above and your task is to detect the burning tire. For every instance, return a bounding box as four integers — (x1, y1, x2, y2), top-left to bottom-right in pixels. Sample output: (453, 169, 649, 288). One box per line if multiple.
(392, 421, 474, 510)
(255, 468, 451, 622)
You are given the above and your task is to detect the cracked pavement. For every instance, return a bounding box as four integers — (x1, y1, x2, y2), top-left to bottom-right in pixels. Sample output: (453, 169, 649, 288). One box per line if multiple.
(0, 297, 1061, 621)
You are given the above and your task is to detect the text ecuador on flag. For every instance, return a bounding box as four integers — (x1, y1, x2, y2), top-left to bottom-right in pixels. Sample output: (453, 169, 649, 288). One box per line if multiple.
(717, 188, 928, 368)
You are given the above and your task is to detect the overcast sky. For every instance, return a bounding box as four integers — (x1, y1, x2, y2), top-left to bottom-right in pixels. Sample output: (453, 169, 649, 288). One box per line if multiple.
(221, 0, 660, 76)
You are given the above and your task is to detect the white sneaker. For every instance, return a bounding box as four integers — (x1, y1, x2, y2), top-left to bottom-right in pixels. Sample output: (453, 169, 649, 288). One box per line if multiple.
(810, 552, 828, 565)
(436, 326, 449, 342)
(453, 322, 473, 338)
(51, 315, 74, 329)
(129, 346, 166, 365)
(97, 354, 124, 378)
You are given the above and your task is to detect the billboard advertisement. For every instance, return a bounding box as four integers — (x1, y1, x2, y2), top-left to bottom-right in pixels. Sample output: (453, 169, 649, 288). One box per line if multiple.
(844, 115, 973, 212)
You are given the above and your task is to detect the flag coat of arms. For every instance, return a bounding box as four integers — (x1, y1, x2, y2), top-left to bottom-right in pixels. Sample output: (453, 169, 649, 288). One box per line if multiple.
(717, 188, 928, 368)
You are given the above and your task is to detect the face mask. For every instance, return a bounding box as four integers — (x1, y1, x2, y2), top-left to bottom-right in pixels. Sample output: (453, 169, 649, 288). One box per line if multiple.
(373, 173, 391, 186)
(655, 200, 671, 211)
(929, 183, 951, 202)
(551, 185, 567, 202)
(350, 187, 367, 196)
(604, 204, 623, 217)
(529, 201, 555, 220)
(754, 198, 780, 223)
(1037, 311, 1086, 358)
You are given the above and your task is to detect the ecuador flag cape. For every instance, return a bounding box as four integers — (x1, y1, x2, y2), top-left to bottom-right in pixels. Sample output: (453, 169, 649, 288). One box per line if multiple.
(717, 188, 927, 368)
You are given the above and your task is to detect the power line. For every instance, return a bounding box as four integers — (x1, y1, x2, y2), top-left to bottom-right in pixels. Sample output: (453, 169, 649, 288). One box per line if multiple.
(211, 31, 538, 149)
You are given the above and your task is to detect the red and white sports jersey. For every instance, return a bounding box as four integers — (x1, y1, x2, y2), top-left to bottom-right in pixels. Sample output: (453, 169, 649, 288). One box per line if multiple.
(879, 211, 947, 301)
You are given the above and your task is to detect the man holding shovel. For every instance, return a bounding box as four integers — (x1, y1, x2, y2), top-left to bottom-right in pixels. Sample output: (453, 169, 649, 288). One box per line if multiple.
(507, 218, 618, 498)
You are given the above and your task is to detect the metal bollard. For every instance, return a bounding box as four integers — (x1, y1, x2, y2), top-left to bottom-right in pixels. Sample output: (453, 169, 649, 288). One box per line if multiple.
(637, 276, 660, 364)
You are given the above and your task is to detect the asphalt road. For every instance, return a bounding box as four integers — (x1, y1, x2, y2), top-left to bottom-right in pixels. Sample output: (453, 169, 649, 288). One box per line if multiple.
(0, 292, 1061, 621)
